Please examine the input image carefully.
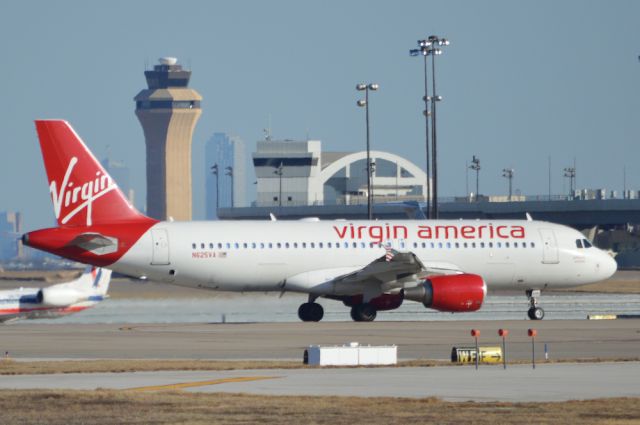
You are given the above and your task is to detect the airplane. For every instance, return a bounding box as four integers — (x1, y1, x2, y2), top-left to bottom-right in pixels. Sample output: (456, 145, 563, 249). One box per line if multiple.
(22, 120, 617, 322)
(0, 266, 111, 323)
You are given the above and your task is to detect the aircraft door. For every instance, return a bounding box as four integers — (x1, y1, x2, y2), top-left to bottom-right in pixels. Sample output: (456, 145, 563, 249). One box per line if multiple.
(538, 228, 559, 264)
(151, 228, 170, 265)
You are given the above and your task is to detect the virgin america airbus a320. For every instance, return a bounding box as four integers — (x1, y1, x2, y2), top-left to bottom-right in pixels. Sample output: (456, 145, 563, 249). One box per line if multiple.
(22, 120, 617, 321)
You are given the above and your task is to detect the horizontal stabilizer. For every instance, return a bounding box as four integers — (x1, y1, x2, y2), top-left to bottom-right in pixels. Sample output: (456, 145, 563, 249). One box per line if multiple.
(66, 233, 118, 255)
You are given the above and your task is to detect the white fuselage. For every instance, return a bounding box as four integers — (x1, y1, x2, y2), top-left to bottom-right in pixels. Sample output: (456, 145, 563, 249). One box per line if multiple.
(112, 219, 617, 295)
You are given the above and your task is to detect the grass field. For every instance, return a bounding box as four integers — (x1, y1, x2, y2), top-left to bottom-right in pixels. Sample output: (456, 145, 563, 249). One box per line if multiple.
(0, 390, 639, 425)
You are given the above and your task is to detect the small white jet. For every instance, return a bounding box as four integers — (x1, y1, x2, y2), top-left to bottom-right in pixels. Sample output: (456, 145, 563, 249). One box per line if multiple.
(22, 120, 617, 322)
(0, 267, 111, 323)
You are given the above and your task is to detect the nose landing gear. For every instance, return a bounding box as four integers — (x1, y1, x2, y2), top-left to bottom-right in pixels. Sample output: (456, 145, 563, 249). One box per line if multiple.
(526, 289, 545, 320)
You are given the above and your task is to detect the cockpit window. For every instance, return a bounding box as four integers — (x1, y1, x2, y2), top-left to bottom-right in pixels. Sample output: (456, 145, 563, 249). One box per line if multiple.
(583, 239, 593, 248)
(575, 239, 583, 249)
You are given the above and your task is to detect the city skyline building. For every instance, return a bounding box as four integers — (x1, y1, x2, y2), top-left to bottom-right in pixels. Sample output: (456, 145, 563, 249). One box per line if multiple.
(134, 57, 202, 220)
(101, 157, 135, 206)
(0, 211, 22, 260)
(205, 132, 246, 219)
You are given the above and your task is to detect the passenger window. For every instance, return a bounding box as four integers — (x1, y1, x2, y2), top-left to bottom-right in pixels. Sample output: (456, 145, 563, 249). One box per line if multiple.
(209, 243, 213, 249)
(576, 239, 583, 249)
(488, 242, 493, 248)
(260, 242, 265, 249)
(226, 243, 231, 249)
(446, 242, 451, 248)
(200, 243, 205, 249)
(251, 243, 256, 249)
(344, 242, 349, 248)
(218, 243, 223, 249)
(505, 242, 510, 248)
(522, 242, 527, 248)
(243, 243, 248, 249)
(302, 242, 307, 248)
(583, 239, 593, 248)
(463, 242, 468, 248)
(285, 242, 290, 248)
(422, 242, 426, 248)
(311, 242, 315, 248)
(319, 242, 324, 248)
(438, 242, 443, 249)
(268, 243, 273, 248)
(480, 242, 485, 248)
(327, 242, 331, 248)
(234, 243, 239, 249)
(531, 242, 535, 248)
(514, 242, 518, 248)
(497, 242, 502, 248)
(472, 242, 476, 248)
(352, 242, 357, 248)
(192, 243, 196, 249)
(413, 242, 418, 248)
(455, 242, 460, 248)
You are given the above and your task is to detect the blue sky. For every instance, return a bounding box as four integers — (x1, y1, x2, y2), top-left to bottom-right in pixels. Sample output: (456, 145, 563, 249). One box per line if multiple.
(1, 0, 639, 229)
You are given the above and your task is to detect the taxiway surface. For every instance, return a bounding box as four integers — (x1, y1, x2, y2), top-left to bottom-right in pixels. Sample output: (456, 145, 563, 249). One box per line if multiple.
(1, 362, 639, 402)
(2, 320, 639, 361)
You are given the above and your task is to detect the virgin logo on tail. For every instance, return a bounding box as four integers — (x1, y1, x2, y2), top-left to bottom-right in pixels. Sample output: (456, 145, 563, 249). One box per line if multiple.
(50, 157, 118, 226)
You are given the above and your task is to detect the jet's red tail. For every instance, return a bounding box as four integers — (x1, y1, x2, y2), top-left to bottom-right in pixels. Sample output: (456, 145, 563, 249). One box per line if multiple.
(35, 120, 147, 226)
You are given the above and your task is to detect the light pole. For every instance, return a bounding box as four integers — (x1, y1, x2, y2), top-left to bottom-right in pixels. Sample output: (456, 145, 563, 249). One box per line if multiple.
(410, 41, 432, 218)
(427, 35, 449, 219)
(502, 168, 514, 201)
(563, 167, 576, 199)
(469, 155, 481, 202)
(356, 83, 378, 220)
(225, 166, 234, 208)
(210, 163, 219, 214)
(274, 161, 284, 208)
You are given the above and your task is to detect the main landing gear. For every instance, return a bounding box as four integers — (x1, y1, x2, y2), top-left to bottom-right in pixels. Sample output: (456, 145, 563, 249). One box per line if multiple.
(526, 289, 545, 320)
(298, 296, 324, 322)
(350, 303, 377, 322)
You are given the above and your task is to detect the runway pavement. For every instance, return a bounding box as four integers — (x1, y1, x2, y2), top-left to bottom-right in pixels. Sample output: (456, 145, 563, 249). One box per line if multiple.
(1, 362, 639, 402)
(2, 319, 639, 361)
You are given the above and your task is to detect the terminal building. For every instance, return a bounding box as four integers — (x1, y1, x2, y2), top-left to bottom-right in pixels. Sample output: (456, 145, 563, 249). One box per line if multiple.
(252, 139, 428, 208)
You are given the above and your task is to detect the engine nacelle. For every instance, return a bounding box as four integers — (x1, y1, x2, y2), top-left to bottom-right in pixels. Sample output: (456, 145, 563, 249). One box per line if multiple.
(36, 287, 83, 307)
(403, 274, 486, 312)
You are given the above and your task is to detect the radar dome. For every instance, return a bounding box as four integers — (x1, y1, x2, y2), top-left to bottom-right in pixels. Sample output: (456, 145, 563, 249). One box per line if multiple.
(159, 57, 178, 66)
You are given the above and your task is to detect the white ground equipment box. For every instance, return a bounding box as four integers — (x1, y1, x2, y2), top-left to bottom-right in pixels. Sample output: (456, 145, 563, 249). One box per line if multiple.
(304, 342, 397, 366)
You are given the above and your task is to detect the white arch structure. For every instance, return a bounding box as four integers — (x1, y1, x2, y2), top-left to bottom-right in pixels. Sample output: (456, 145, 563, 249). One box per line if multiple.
(311, 150, 428, 204)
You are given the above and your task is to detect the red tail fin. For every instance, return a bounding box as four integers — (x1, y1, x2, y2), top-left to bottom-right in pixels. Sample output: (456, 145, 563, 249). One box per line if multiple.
(35, 120, 147, 226)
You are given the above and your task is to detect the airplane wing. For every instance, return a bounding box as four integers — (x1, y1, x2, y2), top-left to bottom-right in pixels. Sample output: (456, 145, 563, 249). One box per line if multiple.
(332, 251, 463, 293)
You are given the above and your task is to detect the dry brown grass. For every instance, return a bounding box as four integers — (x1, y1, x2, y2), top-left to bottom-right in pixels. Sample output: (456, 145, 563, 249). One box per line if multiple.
(1, 358, 639, 376)
(0, 390, 639, 425)
(562, 279, 640, 294)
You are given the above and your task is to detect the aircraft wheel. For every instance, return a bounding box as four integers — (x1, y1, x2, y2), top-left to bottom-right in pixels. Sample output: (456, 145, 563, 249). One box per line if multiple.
(528, 307, 545, 320)
(350, 303, 377, 322)
(298, 302, 323, 322)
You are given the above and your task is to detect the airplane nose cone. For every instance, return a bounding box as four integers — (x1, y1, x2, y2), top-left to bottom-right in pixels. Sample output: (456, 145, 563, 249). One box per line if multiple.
(601, 253, 618, 279)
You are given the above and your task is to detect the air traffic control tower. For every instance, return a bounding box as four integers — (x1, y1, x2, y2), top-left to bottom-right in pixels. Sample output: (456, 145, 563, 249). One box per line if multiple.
(135, 57, 202, 220)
